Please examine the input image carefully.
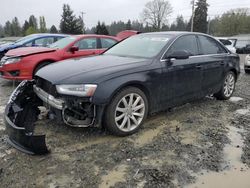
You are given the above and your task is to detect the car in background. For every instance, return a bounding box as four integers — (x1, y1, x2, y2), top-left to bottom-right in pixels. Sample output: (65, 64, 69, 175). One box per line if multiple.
(244, 54, 250, 74)
(4, 32, 240, 154)
(216, 38, 236, 53)
(0, 34, 121, 80)
(0, 33, 68, 59)
(235, 39, 250, 54)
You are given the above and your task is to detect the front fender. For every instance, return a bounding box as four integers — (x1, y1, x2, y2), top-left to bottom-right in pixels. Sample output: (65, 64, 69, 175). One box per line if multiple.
(92, 73, 149, 105)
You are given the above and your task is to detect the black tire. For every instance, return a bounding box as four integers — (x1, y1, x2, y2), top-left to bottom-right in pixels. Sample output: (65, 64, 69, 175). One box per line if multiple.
(245, 69, 250, 74)
(33, 62, 52, 77)
(105, 87, 148, 136)
(214, 71, 236, 100)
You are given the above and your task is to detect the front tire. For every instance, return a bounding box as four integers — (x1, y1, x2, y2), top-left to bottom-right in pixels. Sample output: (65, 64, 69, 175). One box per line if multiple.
(105, 87, 148, 136)
(214, 71, 236, 100)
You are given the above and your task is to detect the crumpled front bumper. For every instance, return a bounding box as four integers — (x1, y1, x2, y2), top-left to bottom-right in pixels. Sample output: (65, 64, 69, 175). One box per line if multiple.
(5, 80, 49, 155)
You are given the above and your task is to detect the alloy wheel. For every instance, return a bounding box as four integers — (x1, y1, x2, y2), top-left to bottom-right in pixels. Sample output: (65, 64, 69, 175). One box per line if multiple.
(114, 93, 145, 132)
(223, 73, 235, 98)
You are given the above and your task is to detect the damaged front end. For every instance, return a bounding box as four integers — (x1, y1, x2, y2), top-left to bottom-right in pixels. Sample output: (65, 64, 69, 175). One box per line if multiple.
(5, 79, 99, 155)
(5, 80, 49, 155)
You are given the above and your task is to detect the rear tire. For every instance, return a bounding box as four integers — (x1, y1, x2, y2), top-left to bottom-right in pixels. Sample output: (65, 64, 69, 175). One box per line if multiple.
(105, 87, 148, 136)
(33, 62, 52, 78)
(214, 71, 236, 100)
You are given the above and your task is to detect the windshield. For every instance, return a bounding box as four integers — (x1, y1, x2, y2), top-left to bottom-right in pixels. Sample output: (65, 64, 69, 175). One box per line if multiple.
(49, 36, 77, 49)
(105, 35, 171, 58)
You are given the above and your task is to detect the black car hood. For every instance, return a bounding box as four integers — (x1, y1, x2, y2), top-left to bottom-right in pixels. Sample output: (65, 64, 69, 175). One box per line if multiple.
(36, 55, 150, 84)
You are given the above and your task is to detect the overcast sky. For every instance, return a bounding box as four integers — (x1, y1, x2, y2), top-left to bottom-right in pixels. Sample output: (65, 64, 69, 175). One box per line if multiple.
(1, 0, 250, 28)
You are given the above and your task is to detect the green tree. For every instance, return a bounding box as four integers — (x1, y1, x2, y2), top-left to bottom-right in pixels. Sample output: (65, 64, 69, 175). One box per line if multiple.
(25, 26, 37, 35)
(210, 8, 250, 36)
(0, 24, 4, 37)
(169, 23, 176, 31)
(95, 21, 101, 34)
(11, 17, 22, 36)
(126, 20, 132, 30)
(193, 0, 209, 33)
(95, 21, 109, 35)
(28, 15, 38, 31)
(4, 21, 12, 36)
(101, 22, 109, 35)
(175, 15, 187, 31)
(22, 20, 30, 35)
(60, 4, 83, 34)
(50, 25, 58, 33)
(39, 16, 47, 33)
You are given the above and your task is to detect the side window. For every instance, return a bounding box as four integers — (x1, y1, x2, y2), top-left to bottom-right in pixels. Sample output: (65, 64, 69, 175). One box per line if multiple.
(24, 41, 33, 47)
(167, 35, 198, 56)
(75, 38, 97, 50)
(100, 38, 117, 48)
(34, 37, 54, 47)
(55, 36, 64, 42)
(199, 36, 227, 54)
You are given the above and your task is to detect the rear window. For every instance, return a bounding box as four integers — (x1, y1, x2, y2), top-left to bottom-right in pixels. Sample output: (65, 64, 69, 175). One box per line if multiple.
(100, 38, 117, 48)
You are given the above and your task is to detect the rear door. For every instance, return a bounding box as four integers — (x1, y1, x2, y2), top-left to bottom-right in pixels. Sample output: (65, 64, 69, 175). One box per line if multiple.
(197, 35, 228, 95)
(161, 34, 202, 107)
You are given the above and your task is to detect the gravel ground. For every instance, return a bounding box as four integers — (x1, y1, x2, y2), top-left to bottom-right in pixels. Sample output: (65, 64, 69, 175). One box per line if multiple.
(0, 55, 249, 188)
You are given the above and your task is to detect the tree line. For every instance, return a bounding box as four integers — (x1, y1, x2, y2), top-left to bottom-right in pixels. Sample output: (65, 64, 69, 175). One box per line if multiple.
(0, 0, 250, 38)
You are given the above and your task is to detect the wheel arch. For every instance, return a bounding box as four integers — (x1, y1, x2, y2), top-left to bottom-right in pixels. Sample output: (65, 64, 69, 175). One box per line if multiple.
(93, 81, 152, 112)
(32, 59, 56, 77)
(228, 68, 238, 80)
(110, 81, 151, 108)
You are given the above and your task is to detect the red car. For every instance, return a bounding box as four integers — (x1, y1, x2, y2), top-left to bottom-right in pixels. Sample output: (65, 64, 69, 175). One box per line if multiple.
(0, 34, 121, 80)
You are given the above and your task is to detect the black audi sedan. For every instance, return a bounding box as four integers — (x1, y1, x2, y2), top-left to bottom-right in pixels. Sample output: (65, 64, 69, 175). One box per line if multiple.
(5, 32, 240, 154)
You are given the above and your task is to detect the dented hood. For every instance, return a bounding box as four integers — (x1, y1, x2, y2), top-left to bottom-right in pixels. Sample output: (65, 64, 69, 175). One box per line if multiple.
(6, 47, 56, 57)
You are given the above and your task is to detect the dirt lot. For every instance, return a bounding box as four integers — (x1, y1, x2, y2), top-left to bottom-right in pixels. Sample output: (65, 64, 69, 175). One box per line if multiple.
(0, 55, 250, 188)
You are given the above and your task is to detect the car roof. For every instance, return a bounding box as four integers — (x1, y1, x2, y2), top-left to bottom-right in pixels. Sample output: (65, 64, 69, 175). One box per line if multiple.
(141, 31, 213, 38)
(73, 34, 119, 40)
(30, 33, 69, 37)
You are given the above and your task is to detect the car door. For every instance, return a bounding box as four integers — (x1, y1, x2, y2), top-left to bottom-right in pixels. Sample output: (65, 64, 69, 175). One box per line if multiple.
(67, 37, 99, 58)
(160, 35, 202, 107)
(197, 35, 228, 95)
(73, 37, 98, 57)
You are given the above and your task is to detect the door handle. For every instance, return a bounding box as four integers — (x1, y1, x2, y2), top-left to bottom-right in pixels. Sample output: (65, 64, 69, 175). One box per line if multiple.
(196, 65, 202, 69)
(220, 62, 225, 66)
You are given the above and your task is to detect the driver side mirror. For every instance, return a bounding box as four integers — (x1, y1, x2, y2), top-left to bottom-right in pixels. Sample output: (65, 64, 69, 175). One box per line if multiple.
(165, 50, 191, 60)
(69, 46, 79, 53)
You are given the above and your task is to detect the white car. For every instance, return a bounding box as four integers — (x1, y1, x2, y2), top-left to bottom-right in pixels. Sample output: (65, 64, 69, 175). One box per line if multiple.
(216, 38, 237, 53)
(245, 54, 250, 74)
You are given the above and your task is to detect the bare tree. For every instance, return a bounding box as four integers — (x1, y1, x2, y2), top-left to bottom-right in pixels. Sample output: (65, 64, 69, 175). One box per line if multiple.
(142, 0, 173, 31)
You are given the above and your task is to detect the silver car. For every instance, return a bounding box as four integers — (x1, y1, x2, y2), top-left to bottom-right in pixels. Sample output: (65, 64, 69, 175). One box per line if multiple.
(245, 54, 250, 74)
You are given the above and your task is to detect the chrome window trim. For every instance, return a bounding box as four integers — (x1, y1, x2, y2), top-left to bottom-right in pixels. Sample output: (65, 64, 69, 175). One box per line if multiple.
(160, 34, 230, 62)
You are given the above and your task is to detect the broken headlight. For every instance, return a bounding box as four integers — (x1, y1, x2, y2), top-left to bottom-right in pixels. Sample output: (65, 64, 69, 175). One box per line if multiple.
(56, 84, 97, 97)
(3, 57, 22, 65)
